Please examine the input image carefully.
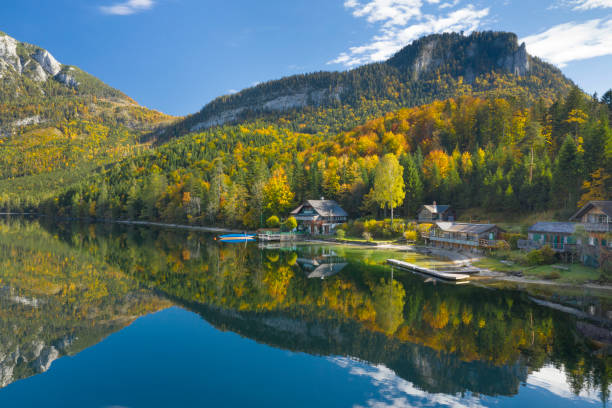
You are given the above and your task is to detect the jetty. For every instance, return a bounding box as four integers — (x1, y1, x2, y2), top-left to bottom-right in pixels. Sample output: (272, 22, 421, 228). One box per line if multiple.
(386, 259, 478, 282)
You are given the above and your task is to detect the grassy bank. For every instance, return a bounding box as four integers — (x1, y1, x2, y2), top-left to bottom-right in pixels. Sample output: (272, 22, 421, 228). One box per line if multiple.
(474, 256, 604, 285)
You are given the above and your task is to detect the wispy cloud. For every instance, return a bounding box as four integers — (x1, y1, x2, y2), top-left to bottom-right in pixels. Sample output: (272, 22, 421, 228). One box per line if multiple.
(331, 1, 489, 67)
(100, 0, 155, 15)
(521, 18, 612, 67)
(567, 0, 612, 10)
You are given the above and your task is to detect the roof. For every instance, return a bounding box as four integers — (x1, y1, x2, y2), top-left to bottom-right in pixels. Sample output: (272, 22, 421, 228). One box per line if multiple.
(421, 204, 450, 214)
(529, 222, 576, 234)
(569, 201, 612, 221)
(291, 200, 348, 217)
(435, 222, 502, 234)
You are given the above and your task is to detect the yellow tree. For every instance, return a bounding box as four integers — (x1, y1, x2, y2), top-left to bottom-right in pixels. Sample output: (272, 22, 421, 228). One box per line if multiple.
(370, 153, 405, 222)
(263, 168, 295, 216)
(578, 168, 611, 207)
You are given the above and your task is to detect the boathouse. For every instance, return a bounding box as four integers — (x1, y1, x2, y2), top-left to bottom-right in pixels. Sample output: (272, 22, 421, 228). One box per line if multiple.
(425, 222, 506, 251)
(417, 202, 455, 223)
(290, 199, 348, 235)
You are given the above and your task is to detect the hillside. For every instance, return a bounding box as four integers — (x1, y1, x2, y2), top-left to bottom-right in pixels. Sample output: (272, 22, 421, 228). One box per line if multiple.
(47, 89, 612, 226)
(0, 31, 176, 208)
(157, 31, 574, 142)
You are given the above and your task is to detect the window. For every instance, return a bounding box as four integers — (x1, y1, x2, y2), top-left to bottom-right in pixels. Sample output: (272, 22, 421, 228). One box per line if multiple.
(589, 236, 595, 246)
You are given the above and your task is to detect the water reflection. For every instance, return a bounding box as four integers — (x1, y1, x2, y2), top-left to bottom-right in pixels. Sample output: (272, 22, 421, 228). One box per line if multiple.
(0, 217, 610, 406)
(295, 247, 348, 279)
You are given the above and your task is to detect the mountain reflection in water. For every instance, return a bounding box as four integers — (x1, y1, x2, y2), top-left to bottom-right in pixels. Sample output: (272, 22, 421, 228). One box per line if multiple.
(0, 217, 609, 407)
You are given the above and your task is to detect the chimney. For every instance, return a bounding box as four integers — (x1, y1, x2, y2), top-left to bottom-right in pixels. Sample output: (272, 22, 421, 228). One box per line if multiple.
(433, 201, 437, 211)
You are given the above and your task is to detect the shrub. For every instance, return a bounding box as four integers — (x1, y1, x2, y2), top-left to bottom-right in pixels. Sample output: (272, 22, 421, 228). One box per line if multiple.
(404, 230, 417, 241)
(284, 216, 297, 230)
(362, 231, 373, 241)
(266, 215, 280, 228)
(336, 229, 346, 239)
(504, 233, 526, 250)
(543, 271, 561, 280)
(527, 245, 557, 265)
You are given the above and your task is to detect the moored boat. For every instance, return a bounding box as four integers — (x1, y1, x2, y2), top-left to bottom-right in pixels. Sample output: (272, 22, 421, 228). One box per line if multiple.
(216, 233, 256, 242)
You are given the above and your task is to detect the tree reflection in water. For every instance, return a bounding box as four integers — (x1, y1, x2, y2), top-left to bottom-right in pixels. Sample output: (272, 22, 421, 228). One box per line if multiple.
(0, 217, 609, 405)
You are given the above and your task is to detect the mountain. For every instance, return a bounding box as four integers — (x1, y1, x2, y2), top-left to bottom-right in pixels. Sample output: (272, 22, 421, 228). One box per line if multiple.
(0, 30, 128, 104)
(0, 31, 175, 208)
(158, 31, 574, 141)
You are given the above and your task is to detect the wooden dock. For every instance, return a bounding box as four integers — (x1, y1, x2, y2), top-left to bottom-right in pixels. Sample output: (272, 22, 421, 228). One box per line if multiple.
(386, 259, 476, 281)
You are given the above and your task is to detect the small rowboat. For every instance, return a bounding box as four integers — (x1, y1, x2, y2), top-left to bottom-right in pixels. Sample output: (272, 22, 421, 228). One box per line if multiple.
(216, 233, 256, 242)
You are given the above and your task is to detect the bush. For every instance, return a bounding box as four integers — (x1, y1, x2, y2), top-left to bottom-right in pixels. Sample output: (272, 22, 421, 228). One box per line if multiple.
(336, 229, 346, 239)
(504, 233, 526, 250)
(283, 216, 297, 230)
(404, 230, 417, 241)
(362, 231, 373, 241)
(527, 245, 557, 265)
(543, 271, 561, 280)
(266, 215, 280, 228)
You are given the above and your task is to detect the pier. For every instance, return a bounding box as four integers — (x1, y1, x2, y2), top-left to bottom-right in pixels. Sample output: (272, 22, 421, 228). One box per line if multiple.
(386, 259, 478, 282)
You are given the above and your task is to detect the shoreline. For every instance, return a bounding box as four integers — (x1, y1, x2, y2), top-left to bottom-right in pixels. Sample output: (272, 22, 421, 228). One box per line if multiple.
(13, 215, 612, 293)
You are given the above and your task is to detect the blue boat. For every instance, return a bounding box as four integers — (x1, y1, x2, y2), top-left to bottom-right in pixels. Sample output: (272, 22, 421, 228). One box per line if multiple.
(217, 233, 256, 242)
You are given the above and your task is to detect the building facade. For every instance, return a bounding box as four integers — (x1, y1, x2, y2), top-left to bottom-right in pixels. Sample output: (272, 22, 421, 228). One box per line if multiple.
(424, 222, 506, 251)
(417, 202, 455, 223)
(569, 201, 612, 267)
(290, 200, 348, 235)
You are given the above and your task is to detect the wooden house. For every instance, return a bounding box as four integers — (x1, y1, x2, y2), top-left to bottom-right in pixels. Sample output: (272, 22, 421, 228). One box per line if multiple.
(569, 201, 612, 267)
(520, 222, 580, 253)
(290, 199, 348, 235)
(417, 202, 455, 223)
(425, 222, 506, 251)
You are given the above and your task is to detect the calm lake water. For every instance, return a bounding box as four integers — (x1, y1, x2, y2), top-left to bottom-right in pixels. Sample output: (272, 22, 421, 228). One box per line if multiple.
(0, 217, 610, 407)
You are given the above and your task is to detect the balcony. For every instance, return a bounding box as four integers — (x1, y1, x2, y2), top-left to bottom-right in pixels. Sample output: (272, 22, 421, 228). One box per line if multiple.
(583, 223, 611, 233)
(428, 236, 479, 247)
(517, 240, 579, 252)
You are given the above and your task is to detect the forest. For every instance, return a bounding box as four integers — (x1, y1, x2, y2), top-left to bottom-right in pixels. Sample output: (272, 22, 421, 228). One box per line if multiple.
(36, 86, 612, 229)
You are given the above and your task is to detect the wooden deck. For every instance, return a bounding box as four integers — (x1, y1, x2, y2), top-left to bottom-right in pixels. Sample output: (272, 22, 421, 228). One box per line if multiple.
(386, 259, 476, 281)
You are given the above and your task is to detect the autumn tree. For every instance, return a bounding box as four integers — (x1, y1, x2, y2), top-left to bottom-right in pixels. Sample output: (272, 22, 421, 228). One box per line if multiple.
(578, 168, 612, 207)
(263, 168, 294, 216)
(370, 153, 405, 222)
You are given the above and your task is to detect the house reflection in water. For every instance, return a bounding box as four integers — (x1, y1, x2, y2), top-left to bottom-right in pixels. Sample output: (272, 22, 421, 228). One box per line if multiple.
(296, 250, 348, 279)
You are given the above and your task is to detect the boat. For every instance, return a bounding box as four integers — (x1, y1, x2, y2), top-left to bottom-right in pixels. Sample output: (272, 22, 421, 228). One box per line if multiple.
(216, 233, 256, 242)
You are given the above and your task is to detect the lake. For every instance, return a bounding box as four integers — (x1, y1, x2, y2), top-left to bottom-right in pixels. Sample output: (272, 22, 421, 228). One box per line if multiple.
(0, 217, 609, 407)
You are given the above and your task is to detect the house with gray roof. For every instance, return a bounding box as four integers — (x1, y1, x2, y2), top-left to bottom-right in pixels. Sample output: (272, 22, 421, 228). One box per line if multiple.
(290, 199, 348, 235)
(425, 222, 506, 251)
(418, 202, 455, 223)
(518, 222, 580, 253)
(569, 201, 612, 267)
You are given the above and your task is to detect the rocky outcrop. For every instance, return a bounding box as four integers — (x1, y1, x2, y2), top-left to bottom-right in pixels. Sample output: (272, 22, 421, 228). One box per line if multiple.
(0, 34, 21, 73)
(190, 86, 345, 130)
(32, 49, 62, 76)
(55, 71, 78, 88)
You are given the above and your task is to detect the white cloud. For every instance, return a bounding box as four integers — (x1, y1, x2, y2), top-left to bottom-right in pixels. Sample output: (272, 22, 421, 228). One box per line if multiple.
(227, 89, 239, 94)
(527, 365, 601, 402)
(331, 1, 489, 67)
(521, 18, 612, 67)
(329, 357, 486, 408)
(569, 0, 612, 10)
(100, 0, 155, 15)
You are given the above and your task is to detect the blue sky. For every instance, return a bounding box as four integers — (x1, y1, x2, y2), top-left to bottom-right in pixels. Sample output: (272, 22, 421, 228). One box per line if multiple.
(2, 0, 611, 116)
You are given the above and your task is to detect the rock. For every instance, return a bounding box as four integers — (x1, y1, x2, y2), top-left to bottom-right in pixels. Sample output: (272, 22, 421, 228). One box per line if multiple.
(55, 72, 78, 88)
(0, 34, 21, 73)
(32, 49, 62, 76)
